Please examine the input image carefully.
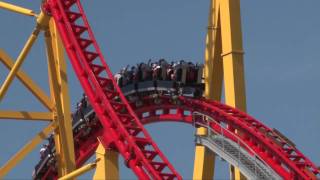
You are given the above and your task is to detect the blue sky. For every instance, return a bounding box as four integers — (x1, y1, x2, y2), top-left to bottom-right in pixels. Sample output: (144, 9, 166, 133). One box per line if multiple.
(0, 0, 319, 179)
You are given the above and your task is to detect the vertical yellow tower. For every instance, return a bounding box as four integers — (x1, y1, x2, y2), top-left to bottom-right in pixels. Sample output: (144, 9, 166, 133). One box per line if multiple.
(0, 0, 247, 179)
(193, 0, 247, 179)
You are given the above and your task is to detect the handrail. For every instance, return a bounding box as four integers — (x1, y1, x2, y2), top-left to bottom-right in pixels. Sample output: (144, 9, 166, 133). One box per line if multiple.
(192, 112, 276, 175)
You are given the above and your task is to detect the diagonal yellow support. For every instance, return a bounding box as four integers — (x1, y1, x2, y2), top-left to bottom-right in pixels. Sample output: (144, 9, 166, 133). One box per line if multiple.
(0, 11, 50, 103)
(58, 160, 99, 180)
(0, 1, 36, 17)
(0, 9, 75, 179)
(0, 49, 53, 111)
(0, 111, 53, 121)
(0, 122, 56, 178)
(0, 29, 41, 102)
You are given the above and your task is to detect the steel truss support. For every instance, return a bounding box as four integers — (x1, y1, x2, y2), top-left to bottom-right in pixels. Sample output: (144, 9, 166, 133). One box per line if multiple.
(194, 0, 247, 179)
(0, 16, 42, 102)
(0, 1, 36, 17)
(193, 0, 221, 178)
(0, 49, 53, 110)
(0, 111, 52, 121)
(0, 9, 75, 178)
(0, 122, 56, 177)
(45, 19, 76, 177)
(93, 142, 119, 180)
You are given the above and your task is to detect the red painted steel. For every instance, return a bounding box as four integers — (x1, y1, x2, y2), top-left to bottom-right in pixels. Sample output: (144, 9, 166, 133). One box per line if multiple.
(45, 0, 181, 179)
(137, 96, 320, 179)
(38, 0, 319, 179)
(41, 96, 320, 179)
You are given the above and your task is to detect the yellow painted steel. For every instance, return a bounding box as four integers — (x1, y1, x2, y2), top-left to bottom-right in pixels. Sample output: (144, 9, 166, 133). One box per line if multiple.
(0, 1, 36, 17)
(0, 12, 76, 178)
(0, 111, 52, 121)
(0, 49, 53, 110)
(0, 29, 40, 102)
(93, 142, 119, 180)
(45, 19, 76, 177)
(219, 0, 246, 111)
(0, 11, 50, 103)
(193, 0, 221, 179)
(0, 122, 56, 178)
(195, 0, 247, 179)
(193, 145, 215, 179)
(204, 0, 223, 101)
(0, 1, 248, 179)
(219, 1, 246, 179)
(58, 160, 99, 180)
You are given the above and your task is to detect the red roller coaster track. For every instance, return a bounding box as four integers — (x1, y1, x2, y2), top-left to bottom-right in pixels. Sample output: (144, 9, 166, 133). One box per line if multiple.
(41, 95, 320, 179)
(39, 0, 319, 179)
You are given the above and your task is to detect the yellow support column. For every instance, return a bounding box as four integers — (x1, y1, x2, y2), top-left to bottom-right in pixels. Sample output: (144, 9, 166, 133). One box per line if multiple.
(219, 0, 246, 179)
(193, 0, 222, 179)
(93, 142, 119, 180)
(193, 129, 215, 180)
(195, 0, 247, 179)
(220, 0, 246, 111)
(45, 19, 76, 177)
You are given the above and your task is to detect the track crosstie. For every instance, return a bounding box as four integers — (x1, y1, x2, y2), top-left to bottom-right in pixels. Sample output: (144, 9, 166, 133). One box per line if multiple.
(45, 0, 181, 179)
(35, 0, 320, 179)
(39, 94, 320, 179)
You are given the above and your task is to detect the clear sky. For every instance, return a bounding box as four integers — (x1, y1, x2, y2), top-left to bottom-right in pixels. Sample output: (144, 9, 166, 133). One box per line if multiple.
(0, 0, 319, 179)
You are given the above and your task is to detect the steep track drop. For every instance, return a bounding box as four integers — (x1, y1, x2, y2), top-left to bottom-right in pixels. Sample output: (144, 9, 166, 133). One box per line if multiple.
(45, 0, 181, 179)
(39, 0, 320, 179)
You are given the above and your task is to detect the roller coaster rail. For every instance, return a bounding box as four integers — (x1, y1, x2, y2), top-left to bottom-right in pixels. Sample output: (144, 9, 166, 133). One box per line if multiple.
(34, 84, 320, 179)
(0, 0, 319, 179)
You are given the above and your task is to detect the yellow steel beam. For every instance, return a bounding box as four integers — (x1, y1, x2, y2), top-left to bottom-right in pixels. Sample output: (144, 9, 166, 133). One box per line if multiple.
(219, 0, 247, 179)
(0, 122, 56, 178)
(46, 19, 76, 177)
(204, 0, 223, 101)
(0, 1, 36, 17)
(0, 111, 52, 121)
(0, 49, 53, 111)
(197, 0, 247, 179)
(193, 125, 215, 179)
(193, 145, 215, 179)
(220, 0, 246, 111)
(0, 11, 50, 103)
(93, 142, 119, 180)
(193, 0, 221, 179)
(58, 160, 99, 180)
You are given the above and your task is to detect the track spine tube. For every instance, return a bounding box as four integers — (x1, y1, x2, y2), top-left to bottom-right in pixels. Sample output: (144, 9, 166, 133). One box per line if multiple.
(46, 0, 181, 179)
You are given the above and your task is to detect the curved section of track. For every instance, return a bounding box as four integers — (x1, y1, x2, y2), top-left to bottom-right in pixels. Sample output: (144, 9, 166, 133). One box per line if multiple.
(39, 0, 320, 179)
(38, 93, 320, 179)
(46, 0, 180, 179)
(135, 96, 319, 179)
